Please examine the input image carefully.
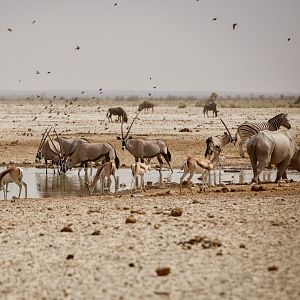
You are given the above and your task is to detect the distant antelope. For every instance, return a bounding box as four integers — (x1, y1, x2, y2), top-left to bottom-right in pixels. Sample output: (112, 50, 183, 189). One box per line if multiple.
(117, 111, 173, 172)
(0, 166, 27, 200)
(130, 158, 151, 192)
(86, 161, 116, 195)
(203, 101, 218, 117)
(138, 101, 154, 113)
(180, 148, 225, 194)
(235, 113, 291, 157)
(106, 107, 128, 123)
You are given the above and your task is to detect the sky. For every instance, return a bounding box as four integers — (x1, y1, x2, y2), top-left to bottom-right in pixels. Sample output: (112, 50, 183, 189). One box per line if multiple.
(0, 0, 299, 95)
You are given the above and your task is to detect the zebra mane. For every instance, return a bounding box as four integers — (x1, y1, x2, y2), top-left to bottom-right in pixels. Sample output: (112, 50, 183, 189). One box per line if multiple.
(267, 113, 286, 123)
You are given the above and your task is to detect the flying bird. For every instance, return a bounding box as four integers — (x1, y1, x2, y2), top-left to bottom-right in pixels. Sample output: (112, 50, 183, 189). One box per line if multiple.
(32, 116, 37, 121)
(32, 20, 36, 24)
(81, 90, 85, 94)
(47, 71, 51, 74)
(18, 80, 21, 83)
(36, 70, 40, 75)
(75, 45, 80, 50)
(212, 17, 217, 21)
(153, 86, 157, 89)
(114, 3, 118, 6)
(99, 88, 102, 92)
(148, 93, 151, 96)
(233, 23, 238, 30)
(36, 95, 40, 98)
(287, 37, 291, 41)
(7, 28, 12, 32)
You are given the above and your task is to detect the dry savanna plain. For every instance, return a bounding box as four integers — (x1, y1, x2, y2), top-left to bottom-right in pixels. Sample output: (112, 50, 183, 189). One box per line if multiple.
(0, 98, 300, 300)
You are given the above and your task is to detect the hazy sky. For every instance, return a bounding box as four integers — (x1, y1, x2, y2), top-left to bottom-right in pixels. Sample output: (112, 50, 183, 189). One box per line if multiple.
(0, 0, 299, 94)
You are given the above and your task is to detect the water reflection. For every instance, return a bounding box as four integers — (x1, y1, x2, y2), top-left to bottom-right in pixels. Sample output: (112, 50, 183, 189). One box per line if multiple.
(0, 167, 299, 200)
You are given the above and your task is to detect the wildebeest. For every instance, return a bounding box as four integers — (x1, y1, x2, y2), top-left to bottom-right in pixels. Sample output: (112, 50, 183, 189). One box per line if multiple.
(0, 166, 27, 200)
(247, 130, 298, 183)
(64, 142, 120, 174)
(203, 101, 218, 117)
(235, 113, 291, 158)
(138, 101, 154, 113)
(117, 112, 173, 172)
(106, 107, 128, 123)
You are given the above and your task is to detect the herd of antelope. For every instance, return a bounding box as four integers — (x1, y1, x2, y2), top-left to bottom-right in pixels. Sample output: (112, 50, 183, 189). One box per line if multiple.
(1, 99, 299, 200)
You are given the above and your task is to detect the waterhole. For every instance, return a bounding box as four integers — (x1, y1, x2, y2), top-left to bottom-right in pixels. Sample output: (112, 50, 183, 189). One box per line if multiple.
(0, 167, 299, 200)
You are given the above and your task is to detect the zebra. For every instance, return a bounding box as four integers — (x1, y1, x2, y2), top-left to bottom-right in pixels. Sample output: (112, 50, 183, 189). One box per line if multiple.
(203, 101, 218, 117)
(234, 113, 291, 158)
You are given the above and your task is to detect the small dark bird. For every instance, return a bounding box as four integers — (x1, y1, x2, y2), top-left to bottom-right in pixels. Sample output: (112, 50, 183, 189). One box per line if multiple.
(48, 116, 51, 118)
(287, 38, 291, 41)
(99, 88, 102, 92)
(47, 71, 51, 74)
(37, 95, 40, 98)
(75, 45, 80, 50)
(81, 91, 85, 94)
(233, 23, 238, 30)
(153, 86, 157, 89)
(7, 28, 12, 32)
(32, 20, 36, 24)
(148, 93, 151, 96)
(32, 116, 37, 121)
(53, 96, 56, 99)
(36, 71, 40, 75)
(212, 17, 217, 21)
(149, 77, 152, 80)
(18, 80, 21, 83)
(114, 3, 118, 6)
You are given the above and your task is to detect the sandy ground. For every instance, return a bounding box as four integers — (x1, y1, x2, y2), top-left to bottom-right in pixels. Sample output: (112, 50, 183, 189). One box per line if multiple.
(0, 100, 300, 299)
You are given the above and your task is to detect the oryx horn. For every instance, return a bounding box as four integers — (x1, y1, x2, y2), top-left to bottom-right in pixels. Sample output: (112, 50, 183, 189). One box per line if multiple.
(124, 110, 141, 139)
(220, 119, 234, 142)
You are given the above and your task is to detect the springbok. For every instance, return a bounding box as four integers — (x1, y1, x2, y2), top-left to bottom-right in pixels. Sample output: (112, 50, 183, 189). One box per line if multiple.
(130, 158, 151, 192)
(247, 130, 298, 183)
(86, 161, 116, 195)
(180, 148, 225, 194)
(116, 111, 173, 172)
(0, 166, 27, 200)
(63, 142, 120, 174)
(138, 101, 154, 113)
(106, 107, 128, 123)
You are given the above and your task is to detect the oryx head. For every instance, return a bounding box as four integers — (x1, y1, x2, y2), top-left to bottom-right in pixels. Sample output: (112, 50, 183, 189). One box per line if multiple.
(116, 110, 141, 150)
(35, 127, 52, 162)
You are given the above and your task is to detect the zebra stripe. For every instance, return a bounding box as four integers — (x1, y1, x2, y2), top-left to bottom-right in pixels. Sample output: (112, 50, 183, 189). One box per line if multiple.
(235, 113, 290, 142)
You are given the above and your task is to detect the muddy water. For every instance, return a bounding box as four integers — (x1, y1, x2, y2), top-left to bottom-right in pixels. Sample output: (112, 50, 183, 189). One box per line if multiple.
(1, 167, 300, 200)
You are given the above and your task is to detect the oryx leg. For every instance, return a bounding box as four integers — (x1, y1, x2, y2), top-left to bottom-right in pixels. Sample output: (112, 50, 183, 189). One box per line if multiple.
(157, 155, 164, 173)
(162, 153, 173, 173)
(20, 180, 27, 198)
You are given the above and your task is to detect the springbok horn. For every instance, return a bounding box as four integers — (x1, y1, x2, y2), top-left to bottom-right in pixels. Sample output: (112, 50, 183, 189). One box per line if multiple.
(125, 110, 142, 139)
(220, 119, 234, 142)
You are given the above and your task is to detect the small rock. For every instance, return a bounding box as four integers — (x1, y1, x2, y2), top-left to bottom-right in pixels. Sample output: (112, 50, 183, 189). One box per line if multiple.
(251, 185, 265, 192)
(156, 267, 171, 276)
(92, 230, 101, 235)
(239, 243, 246, 248)
(221, 187, 229, 193)
(211, 239, 222, 248)
(60, 225, 73, 232)
(171, 208, 183, 217)
(192, 199, 200, 204)
(268, 265, 278, 272)
(128, 263, 135, 267)
(66, 254, 74, 260)
(126, 216, 137, 224)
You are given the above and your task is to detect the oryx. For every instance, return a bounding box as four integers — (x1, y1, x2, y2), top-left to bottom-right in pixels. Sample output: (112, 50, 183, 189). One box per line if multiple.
(63, 142, 120, 174)
(247, 130, 299, 183)
(35, 127, 63, 174)
(117, 111, 173, 172)
(204, 119, 234, 158)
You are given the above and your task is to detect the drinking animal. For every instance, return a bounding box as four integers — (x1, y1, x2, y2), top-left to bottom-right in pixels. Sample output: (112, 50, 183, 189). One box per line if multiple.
(106, 107, 128, 123)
